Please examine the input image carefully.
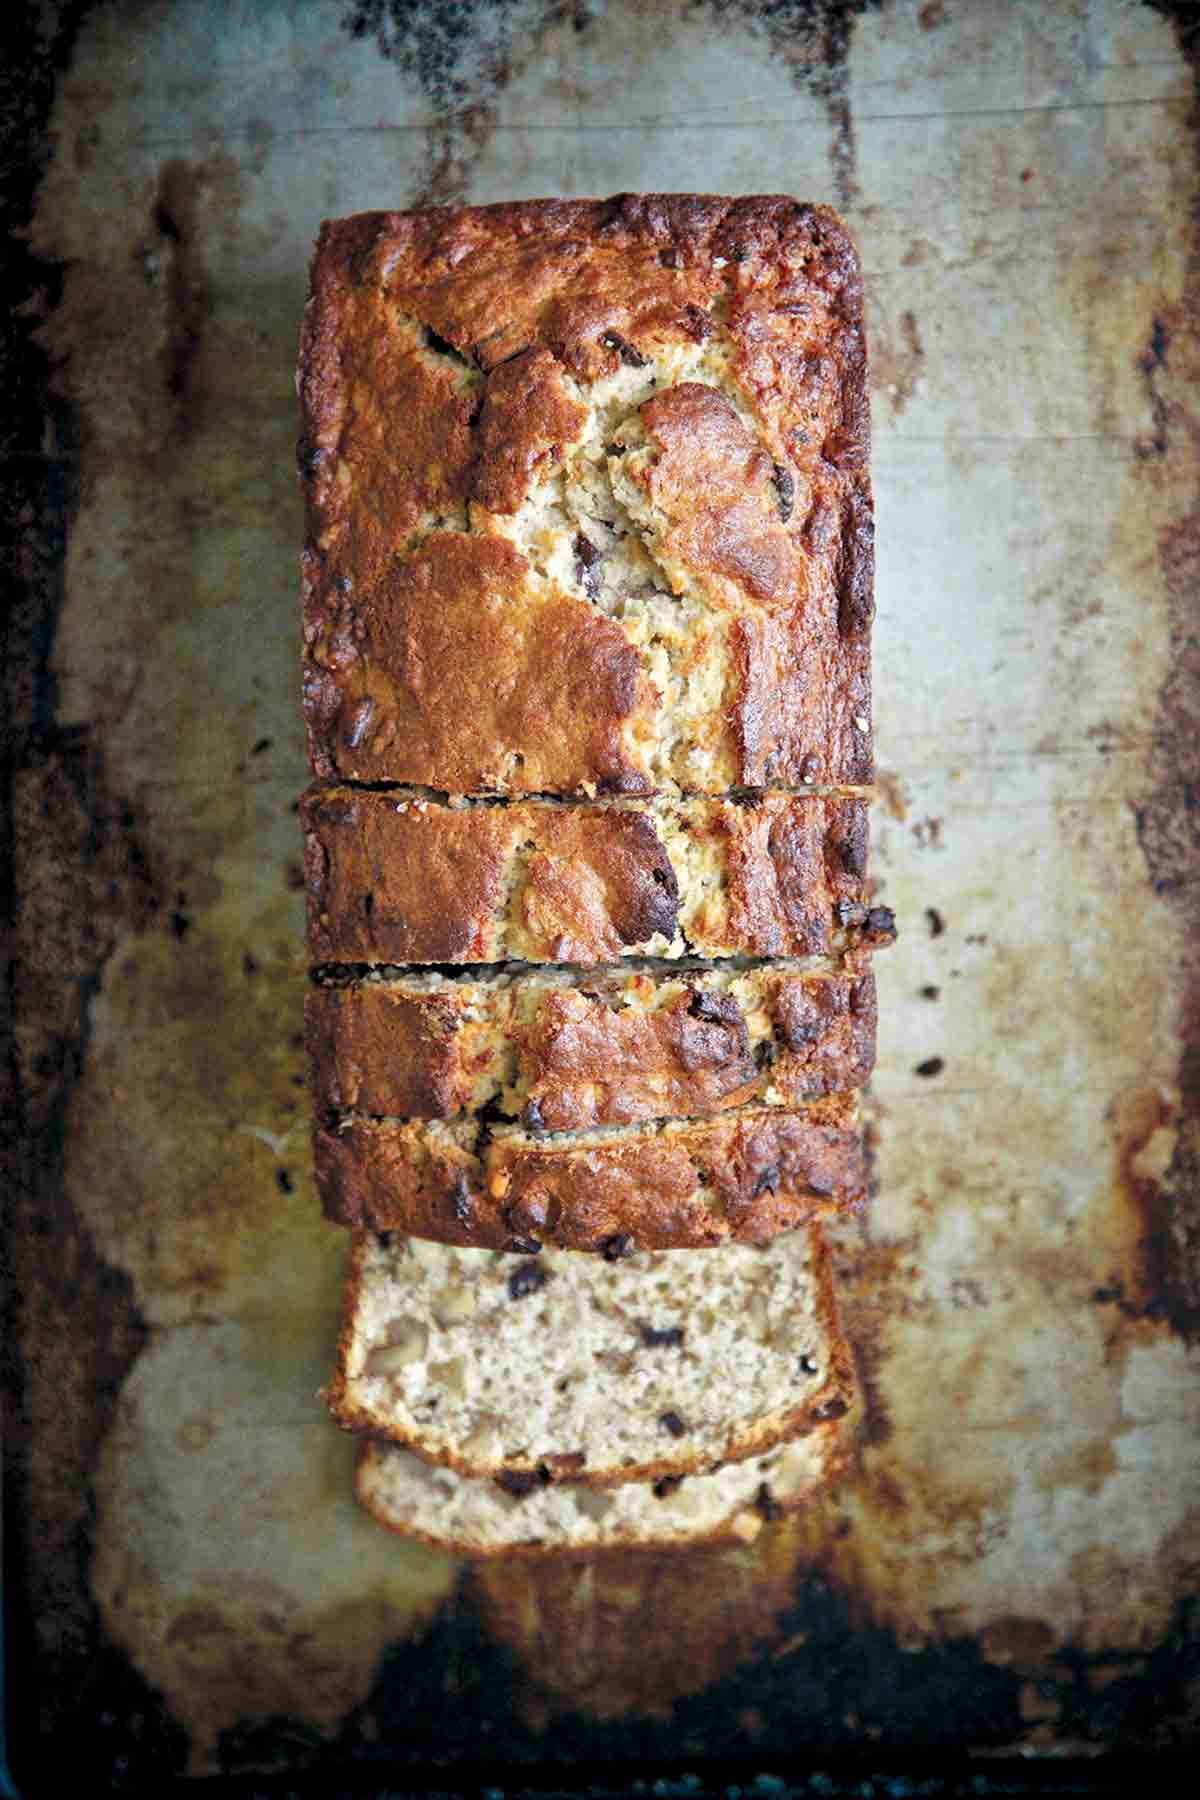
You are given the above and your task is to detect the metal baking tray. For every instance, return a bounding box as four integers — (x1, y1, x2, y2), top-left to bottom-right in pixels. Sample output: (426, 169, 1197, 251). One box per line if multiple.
(4, 0, 1198, 1790)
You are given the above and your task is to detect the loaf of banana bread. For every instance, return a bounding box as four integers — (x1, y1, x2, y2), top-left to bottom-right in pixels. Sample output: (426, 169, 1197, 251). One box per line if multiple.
(302, 195, 882, 1543)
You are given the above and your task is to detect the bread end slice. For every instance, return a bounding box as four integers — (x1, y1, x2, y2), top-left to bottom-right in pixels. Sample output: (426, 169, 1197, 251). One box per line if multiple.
(354, 1415, 850, 1557)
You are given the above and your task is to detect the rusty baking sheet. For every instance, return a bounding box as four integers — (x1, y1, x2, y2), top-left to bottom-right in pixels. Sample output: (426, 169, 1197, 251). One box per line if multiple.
(4, 0, 1199, 1788)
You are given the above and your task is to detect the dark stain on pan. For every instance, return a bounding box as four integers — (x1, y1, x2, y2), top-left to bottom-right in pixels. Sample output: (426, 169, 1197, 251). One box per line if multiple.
(830, 1227, 926, 1452)
(0, 2, 182, 1779)
(341, 0, 540, 206)
(1130, 1, 1200, 1342)
(461, 1560, 1030, 1759)
(872, 307, 926, 416)
(343, 1, 880, 208)
(1146, 3, 1200, 63)
(5, 727, 172, 1779)
(131, 153, 242, 440)
(465, 1557, 1200, 1760)
(693, 1, 882, 206)
(1101, 1087, 1190, 1327)
(151, 160, 212, 417)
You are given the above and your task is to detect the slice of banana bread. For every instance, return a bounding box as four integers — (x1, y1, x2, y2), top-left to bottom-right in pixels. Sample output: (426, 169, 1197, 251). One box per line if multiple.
(307, 963, 877, 1126)
(325, 1223, 853, 1484)
(300, 197, 872, 797)
(302, 786, 894, 968)
(355, 1415, 847, 1555)
(315, 1097, 865, 1250)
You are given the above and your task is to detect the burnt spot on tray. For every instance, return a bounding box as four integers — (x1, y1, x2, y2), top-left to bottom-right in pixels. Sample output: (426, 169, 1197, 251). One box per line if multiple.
(168, 891, 191, 940)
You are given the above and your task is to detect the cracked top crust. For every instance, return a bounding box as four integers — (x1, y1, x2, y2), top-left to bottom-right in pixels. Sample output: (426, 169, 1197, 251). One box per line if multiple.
(303, 532, 653, 798)
(299, 195, 872, 795)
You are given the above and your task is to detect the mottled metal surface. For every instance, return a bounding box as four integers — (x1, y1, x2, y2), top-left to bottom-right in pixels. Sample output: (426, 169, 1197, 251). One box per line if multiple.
(5, 0, 1200, 1785)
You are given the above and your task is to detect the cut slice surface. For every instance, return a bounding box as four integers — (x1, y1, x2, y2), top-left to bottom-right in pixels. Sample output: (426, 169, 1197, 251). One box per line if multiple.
(326, 1224, 853, 1485)
(355, 1417, 848, 1556)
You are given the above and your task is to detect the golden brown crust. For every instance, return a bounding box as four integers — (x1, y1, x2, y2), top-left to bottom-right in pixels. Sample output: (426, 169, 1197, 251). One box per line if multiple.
(728, 465, 872, 787)
(323, 1221, 857, 1485)
(307, 195, 865, 420)
(766, 970, 876, 1100)
(632, 383, 798, 609)
(305, 985, 483, 1118)
(302, 787, 519, 964)
(471, 346, 589, 515)
(519, 970, 875, 1124)
(518, 983, 759, 1128)
(351, 1419, 849, 1558)
(303, 532, 653, 793)
(313, 1096, 865, 1250)
(297, 275, 476, 597)
(300, 195, 872, 792)
(306, 968, 876, 1127)
(302, 786, 888, 967)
